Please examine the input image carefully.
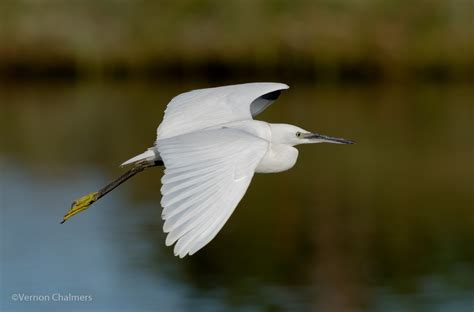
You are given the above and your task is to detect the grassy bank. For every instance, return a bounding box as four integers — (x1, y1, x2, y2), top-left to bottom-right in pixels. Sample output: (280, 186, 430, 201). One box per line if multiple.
(1, 0, 473, 81)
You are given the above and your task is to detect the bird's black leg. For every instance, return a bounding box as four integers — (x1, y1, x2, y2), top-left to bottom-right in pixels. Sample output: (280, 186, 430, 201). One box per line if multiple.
(60, 160, 163, 224)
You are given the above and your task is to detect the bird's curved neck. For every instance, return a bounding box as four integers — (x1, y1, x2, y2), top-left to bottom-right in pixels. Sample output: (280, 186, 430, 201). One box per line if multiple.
(256, 143, 298, 173)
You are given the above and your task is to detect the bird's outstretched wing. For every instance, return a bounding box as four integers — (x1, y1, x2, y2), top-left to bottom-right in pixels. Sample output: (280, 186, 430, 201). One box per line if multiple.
(157, 82, 289, 139)
(157, 128, 268, 258)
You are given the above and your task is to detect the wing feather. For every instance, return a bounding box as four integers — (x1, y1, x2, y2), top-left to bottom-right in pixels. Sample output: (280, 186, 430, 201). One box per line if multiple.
(157, 82, 289, 140)
(157, 128, 268, 257)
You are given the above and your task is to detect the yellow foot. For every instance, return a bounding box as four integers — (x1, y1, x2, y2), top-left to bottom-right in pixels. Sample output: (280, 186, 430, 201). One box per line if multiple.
(61, 192, 99, 224)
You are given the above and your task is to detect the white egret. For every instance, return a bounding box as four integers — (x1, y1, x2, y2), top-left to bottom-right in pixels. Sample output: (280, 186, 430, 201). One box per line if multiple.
(61, 82, 354, 258)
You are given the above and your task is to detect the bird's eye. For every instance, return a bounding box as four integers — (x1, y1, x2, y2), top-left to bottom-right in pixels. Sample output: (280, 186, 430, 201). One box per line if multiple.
(296, 132, 302, 138)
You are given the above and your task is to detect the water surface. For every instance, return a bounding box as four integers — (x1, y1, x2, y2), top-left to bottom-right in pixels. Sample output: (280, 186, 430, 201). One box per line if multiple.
(1, 81, 473, 311)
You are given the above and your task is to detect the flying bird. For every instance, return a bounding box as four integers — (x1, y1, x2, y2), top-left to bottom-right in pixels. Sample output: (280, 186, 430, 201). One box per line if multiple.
(61, 82, 354, 258)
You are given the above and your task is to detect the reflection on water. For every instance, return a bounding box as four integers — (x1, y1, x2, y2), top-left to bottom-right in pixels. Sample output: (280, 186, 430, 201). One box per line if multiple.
(1, 81, 474, 311)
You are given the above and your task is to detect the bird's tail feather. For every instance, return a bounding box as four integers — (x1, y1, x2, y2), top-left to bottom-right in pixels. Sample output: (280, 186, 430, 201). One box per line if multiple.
(121, 149, 158, 167)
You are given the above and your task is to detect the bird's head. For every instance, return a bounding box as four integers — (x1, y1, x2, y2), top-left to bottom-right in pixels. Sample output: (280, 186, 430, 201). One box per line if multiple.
(270, 123, 354, 146)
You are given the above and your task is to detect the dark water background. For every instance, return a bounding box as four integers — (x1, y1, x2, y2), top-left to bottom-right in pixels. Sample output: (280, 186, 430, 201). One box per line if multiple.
(1, 81, 474, 311)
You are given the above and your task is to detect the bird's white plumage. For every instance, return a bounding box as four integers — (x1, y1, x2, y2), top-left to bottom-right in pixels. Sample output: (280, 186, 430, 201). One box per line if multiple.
(157, 127, 268, 258)
(117, 82, 352, 258)
(157, 82, 289, 139)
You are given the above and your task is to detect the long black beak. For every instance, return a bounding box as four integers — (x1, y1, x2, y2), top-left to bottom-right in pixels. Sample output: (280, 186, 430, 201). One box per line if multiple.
(303, 133, 355, 144)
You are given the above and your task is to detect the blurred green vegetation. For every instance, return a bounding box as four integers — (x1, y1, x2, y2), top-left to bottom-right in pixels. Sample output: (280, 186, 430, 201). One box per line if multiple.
(1, 0, 473, 81)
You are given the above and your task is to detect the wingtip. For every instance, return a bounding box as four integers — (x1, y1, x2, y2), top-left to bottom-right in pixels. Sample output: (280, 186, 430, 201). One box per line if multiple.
(269, 82, 289, 90)
(176, 250, 188, 259)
